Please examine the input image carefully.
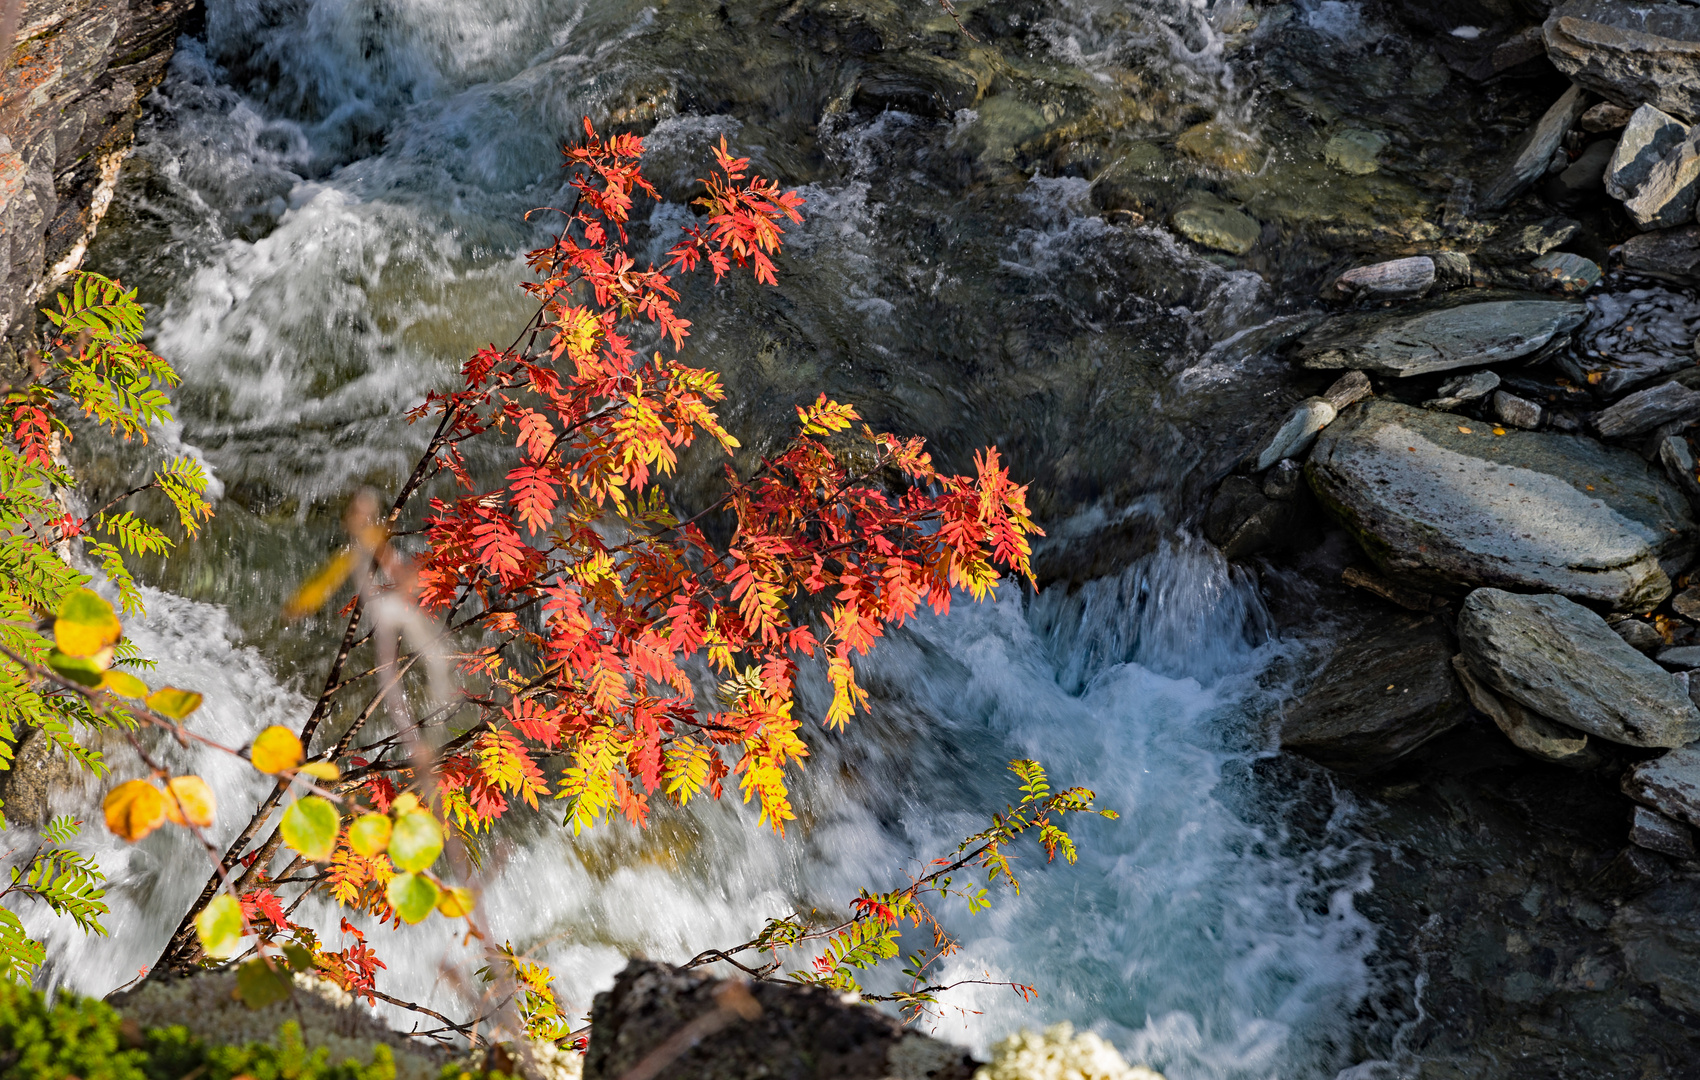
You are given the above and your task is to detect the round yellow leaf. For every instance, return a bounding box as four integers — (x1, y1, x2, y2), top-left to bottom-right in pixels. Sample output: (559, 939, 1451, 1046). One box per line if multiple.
(387, 811, 443, 874)
(103, 779, 167, 842)
(347, 813, 392, 858)
(195, 893, 245, 960)
(386, 872, 440, 925)
(251, 725, 304, 775)
(54, 588, 121, 659)
(100, 669, 150, 699)
(436, 885, 476, 918)
(146, 687, 203, 720)
(161, 775, 217, 828)
(299, 761, 341, 782)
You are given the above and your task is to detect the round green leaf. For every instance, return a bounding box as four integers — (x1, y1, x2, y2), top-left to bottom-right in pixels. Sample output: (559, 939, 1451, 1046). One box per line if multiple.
(100, 669, 150, 698)
(195, 894, 244, 960)
(145, 687, 203, 720)
(347, 813, 392, 857)
(280, 796, 340, 862)
(281, 943, 316, 973)
(234, 957, 294, 1009)
(388, 811, 443, 873)
(54, 588, 120, 658)
(386, 872, 440, 925)
(47, 650, 105, 687)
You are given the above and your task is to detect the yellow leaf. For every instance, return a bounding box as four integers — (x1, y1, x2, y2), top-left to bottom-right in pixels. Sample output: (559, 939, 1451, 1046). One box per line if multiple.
(299, 761, 341, 782)
(101, 669, 149, 698)
(436, 885, 475, 918)
(195, 894, 245, 960)
(281, 796, 340, 861)
(390, 791, 422, 817)
(348, 813, 392, 857)
(1457, 426, 1472, 434)
(54, 588, 121, 659)
(161, 775, 217, 827)
(282, 549, 355, 620)
(103, 779, 167, 842)
(251, 726, 304, 774)
(146, 687, 202, 720)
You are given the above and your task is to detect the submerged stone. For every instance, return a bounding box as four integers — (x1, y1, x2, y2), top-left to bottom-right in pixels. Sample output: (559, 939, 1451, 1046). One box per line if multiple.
(1457, 589, 1700, 747)
(1529, 251, 1601, 293)
(1293, 299, 1586, 376)
(1306, 399, 1693, 609)
(1324, 129, 1388, 175)
(1328, 256, 1435, 300)
(1172, 201, 1260, 255)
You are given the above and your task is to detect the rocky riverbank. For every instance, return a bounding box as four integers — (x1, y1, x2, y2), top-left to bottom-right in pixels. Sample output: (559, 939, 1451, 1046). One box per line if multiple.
(1195, 4, 1700, 1068)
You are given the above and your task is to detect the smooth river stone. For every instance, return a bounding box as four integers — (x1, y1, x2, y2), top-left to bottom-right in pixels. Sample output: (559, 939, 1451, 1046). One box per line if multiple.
(1306, 399, 1694, 609)
(1457, 588, 1700, 748)
(1544, 0, 1700, 122)
(1294, 299, 1587, 377)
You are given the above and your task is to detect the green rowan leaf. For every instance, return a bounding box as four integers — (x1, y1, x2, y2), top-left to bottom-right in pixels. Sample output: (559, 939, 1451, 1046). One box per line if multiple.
(280, 797, 340, 862)
(196, 893, 245, 960)
(388, 811, 443, 873)
(386, 872, 440, 924)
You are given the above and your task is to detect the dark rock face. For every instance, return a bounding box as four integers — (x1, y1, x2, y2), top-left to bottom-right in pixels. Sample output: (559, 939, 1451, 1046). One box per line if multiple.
(1624, 745, 1700, 828)
(0, 724, 75, 825)
(1612, 881, 1700, 1014)
(1618, 223, 1700, 284)
(583, 960, 977, 1080)
(0, 0, 197, 353)
(1544, 0, 1700, 122)
(1482, 84, 1591, 210)
(1277, 613, 1467, 773)
(1457, 589, 1700, 749)
(1306, 399, 1694, 610)
(1292, 299, 1586, 377)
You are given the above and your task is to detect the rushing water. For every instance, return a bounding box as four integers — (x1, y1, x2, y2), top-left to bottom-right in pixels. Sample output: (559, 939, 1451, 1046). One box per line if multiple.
(18, 0, 1414, 1075)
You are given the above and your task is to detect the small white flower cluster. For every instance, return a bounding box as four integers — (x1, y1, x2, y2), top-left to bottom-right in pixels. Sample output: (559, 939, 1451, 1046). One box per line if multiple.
(976, 1022, 1166, 1080)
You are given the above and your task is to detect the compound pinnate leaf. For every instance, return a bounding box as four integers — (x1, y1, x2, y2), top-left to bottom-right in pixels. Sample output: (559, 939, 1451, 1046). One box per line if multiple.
(251, 725, 304, 774)
(436, 885, 475, 918)
(103, 780, 166, 842)
(234, 957, 294, 1009)
(161, 775, 216, 827)
(145, 687, 202, 720)
(387, 811, 443, 873)
(195, 893, 245, 959)
(280, 796, 340, 861)
(54, 588, 121, 658)
(386, 872, 440, 925)
(347, 813, 392, 858)
(48, 649, 108, 687)
(100, 669, 149, 698)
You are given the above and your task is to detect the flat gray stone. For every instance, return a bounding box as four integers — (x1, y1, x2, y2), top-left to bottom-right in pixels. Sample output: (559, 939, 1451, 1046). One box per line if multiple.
(1279, 614, 1467, 773)
(1294, 299, 1587, 377)
(1425, 370, 1500, 411)
(1483, 84, 1591, 209)
(1625, 129, 1700, 230)
(1617, 224, 1700, 284)
(1307, 399, 1694, 609)
(1458, 589, 1700, 747)
(1528, 251, 1602, 294)
(1484, 217, 1582, 261)
(1672, 585, 1700, 620)
(1657, 645, 1700, 669)
(1594, 379, 1700, 438)
(1615, 617, 1665, 652)
(1545, 0, 1700, 122)
(1255, 397, 1336, 471)
(1494, 390, 1542, 430)
(1451, 654, 1599, 767)
(1626, 746, 1700, 827)
(1606, 104, 1688, 201)
(1329, 256, 1435, 300)
(1631, 804, 1696, 859)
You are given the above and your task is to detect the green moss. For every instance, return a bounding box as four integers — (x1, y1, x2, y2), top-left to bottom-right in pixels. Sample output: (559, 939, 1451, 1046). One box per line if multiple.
(0, 981, 510, 1080)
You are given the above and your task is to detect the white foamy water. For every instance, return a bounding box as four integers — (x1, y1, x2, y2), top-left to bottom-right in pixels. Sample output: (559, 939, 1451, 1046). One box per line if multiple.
(21, 0, 1396, 1074)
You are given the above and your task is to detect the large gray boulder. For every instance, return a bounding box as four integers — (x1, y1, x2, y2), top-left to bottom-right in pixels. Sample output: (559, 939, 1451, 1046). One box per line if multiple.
(1307, 400, 1694, 610)
(1450, 654, 1600, 768)
(1624, 128, 1700, 230)
(1278, 614, 1467, 773)
(1606, 105, 1689, 201)
(1293, 299, 1587, 377)
(1457, 589, 1700, 748)
(1544, 0, 1700, 122)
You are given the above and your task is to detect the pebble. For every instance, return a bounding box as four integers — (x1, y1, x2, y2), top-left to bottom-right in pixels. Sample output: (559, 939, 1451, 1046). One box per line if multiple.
(1581, 102, 1633, 133)
(1672, 586, 1700, 622)
(1494, 390, 1543, 430)
(1325, 129, 1388, 176)
(1329, 256, 1435, 300)
(1321, 370, 1372, 410)
(1529, 251, 1602, 294)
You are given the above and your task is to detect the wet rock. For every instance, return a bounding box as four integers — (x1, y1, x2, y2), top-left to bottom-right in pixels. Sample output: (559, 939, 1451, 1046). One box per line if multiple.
(1547, 139, 1617, 205)
(1253, 398, 1335, 471)
(1581, 101, 1634, 133)
(1631, 805, 1696, 859)
(1544, 0, 1700, 122)
(1658, 434, 1700, 494)
(1204, 477, 1304, 561)
(1307, 400, 1693, 609)
(1656, 645, 1700, 669)
(1493, 391, 1542, 430)
(1605, 105, 1688, 201)
(0, 726, 74, 826)
(1172, 200, 1259, 255)
(1672, 585, 1700, 621)
(1424, 369, 1500, 411)
(1324, 129, 1388, 176)
(1451, 654, 1600, 768)
(1341, 565, 1444, 613)
(1484, 217, 1582, 261)
(584, 959, 977, 1080)
(1278, 614, 1467, 773)
(1596, 845, 1672, 896)
(1431, 251, 1473, 286)
(1527, 251, 1601, 294)
(1614, 617, 1665, 652)
(1321, 370, 1372, 411)
(1176, 120, 1258, 172)
(1617, 224, 1700, 285)
(1483, 85, 1591, 210)
(1624, 129, 1700, 230)
(1594, 379, 1700, 438)
(1294, 299, 1587, 377)
(1328, 256, 1435, 301)
(1562, 284, 1700, 395)
(1457, 589, 1700, 747)
(1262, 458, 1303, 500)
